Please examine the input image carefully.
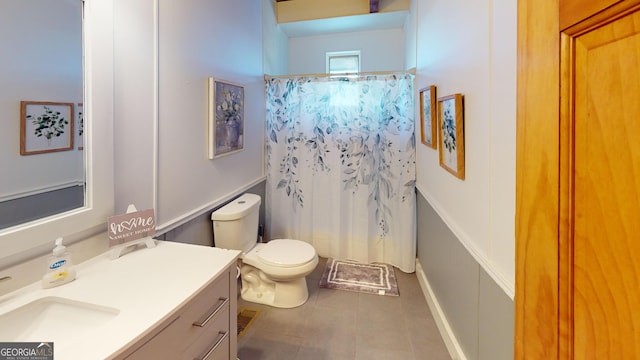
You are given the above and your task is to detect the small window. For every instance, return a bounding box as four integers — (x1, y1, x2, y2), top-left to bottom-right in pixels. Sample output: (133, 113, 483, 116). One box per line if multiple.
(326, 51, 361, 75)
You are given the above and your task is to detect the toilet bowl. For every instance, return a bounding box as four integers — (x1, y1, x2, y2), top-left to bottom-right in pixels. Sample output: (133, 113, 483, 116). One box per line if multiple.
(211, 193, 319, 308)
(240, 239, 318, 308)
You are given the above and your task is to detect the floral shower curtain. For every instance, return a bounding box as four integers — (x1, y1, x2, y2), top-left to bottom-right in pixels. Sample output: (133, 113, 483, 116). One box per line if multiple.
(265, 73, 416, 273)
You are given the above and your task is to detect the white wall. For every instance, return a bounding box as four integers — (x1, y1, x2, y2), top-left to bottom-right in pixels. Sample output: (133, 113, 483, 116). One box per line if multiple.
(114, 0, 156, 214)
(404, 0, 417, 70)
(288, 28, 405, 74)
(156, 0, 264, 229)
(0, 1, 83, 199)
(415, 0, 516, 296)
(114, 0, 265, 233)
(263, 0, 289, 76)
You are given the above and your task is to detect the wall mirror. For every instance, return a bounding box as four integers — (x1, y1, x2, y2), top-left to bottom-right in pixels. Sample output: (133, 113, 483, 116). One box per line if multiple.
(0, 0, 83, 231)
(0, 0, 114, 267)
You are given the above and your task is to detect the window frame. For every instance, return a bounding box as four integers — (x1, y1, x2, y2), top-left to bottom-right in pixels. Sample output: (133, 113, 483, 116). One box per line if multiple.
(326, 50, 361, 75)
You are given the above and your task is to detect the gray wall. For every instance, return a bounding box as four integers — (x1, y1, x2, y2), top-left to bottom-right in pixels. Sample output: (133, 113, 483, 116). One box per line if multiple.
(0, 185, 84, 230)
(417, 190, 513, 360)
(157, 181, 266, 247)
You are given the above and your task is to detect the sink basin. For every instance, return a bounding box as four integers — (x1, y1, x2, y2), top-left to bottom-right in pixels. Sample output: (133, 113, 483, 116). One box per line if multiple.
(0, 296, 119, 343)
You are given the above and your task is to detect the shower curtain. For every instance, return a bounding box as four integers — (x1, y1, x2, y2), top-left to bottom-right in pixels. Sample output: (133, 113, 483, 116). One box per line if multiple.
(265, 73, 416, 273)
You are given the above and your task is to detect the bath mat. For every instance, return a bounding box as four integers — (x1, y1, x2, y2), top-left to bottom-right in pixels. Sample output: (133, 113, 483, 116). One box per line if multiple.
(237, 307, 260, 338)
(319, 258, 399, 296)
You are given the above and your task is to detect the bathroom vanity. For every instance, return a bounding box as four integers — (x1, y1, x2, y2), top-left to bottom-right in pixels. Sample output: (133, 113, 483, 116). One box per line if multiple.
(0, 241, 240, 360)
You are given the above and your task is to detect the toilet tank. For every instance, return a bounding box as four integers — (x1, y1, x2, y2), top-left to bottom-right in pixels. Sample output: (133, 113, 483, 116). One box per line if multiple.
(211, 193, 261, 253)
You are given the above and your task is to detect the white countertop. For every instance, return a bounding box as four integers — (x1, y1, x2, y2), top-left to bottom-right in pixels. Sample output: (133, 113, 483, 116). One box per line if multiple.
(0, 240, 240, 359)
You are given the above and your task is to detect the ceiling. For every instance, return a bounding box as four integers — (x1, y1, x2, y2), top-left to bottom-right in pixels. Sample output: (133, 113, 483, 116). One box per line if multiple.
(275, 0, 409, 37)
(278, 10, 409, 37)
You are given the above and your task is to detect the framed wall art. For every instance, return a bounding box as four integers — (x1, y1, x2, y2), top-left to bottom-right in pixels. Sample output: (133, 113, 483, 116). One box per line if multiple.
(437, 94, 465, 179)
(419, 85, 437, 148)
(20, 101, 74, 155)
(77, 102, 84, 150)
(208, 77, 244, 159)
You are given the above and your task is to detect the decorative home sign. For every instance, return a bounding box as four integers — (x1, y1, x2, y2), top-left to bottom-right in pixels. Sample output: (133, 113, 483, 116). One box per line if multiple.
(20, 101, 74, 155)
(419, 85, 437, 149)
(437, 94, 465, 179)
(107, 207, 156, 247)
(208, 77, 244, 159)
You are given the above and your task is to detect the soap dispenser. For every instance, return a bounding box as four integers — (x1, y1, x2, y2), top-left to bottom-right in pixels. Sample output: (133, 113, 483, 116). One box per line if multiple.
(42, 237, 77, 289)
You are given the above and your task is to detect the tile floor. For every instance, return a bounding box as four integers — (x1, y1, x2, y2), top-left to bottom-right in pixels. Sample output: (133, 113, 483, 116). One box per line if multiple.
(236, 257, 452, 360)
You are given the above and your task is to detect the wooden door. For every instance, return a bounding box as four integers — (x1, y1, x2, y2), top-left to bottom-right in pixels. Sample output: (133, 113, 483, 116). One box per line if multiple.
(516, 0, 640, 358)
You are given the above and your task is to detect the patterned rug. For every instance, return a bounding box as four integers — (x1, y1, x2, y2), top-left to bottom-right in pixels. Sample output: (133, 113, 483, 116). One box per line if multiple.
(319, 258, 399, 296)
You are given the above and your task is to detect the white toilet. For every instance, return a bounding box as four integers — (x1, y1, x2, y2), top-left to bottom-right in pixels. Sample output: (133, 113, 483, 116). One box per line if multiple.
(211, 193, 318, 308)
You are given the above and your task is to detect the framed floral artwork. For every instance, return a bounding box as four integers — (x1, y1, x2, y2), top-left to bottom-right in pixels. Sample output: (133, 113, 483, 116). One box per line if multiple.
(77, 102, 84, 150)
(419, 85, 437, 149)
(20, 101, 74, 155)
(437, 94, 465, 179)
(208, 77, 244, 159)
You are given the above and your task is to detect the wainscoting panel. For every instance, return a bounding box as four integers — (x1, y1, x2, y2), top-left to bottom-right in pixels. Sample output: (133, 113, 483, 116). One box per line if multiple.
(0, 185, 84, 230)
(416, 190, 514, 360)
(158, 180, 266, 247)
(417, 191, 479, 359)
(478, 270, 514, 360)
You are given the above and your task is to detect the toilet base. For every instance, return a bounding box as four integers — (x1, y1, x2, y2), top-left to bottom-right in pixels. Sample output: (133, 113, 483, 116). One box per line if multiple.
(240, 265, 310, 308)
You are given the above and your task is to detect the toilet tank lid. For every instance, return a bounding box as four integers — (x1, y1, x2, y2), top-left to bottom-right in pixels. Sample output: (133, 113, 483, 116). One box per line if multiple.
(211, 193, 261, 221)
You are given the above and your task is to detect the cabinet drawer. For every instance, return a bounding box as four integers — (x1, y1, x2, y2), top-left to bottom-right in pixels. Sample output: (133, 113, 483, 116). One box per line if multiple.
(183, 307, 230, 360)
(124, 315, 182, 360)
(181, 270, 230, 340)
(124, 270, 231, 359)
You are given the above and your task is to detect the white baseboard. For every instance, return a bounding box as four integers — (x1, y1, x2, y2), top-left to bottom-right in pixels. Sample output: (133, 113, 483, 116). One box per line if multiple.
(415, 259, 467, 360)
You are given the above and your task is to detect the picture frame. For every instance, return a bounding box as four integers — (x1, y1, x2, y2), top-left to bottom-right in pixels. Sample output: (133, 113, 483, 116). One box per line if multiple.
(77, 102, 84, 150)
(437, 94, 465, 179)
(419, 85, 437, 148)
(20, 101, 74, 155)
(208, 77, 244, 159)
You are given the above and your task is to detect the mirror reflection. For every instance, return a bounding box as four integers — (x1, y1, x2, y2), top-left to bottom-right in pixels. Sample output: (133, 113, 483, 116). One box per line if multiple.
(0, 0, 84, 230)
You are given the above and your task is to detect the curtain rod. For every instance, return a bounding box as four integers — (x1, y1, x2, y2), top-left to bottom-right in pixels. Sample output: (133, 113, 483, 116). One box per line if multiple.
(264, 68, 416, 80)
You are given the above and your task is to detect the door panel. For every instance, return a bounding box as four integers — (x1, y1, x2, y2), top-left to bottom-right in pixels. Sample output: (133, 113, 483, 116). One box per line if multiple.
(572, 10, 640, 357)
(560, 0, 620, 29)
(516, 0, 640, 358)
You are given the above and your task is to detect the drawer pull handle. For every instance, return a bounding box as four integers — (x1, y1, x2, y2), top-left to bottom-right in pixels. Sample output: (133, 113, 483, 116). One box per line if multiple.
(193, 297, 228, 327)
(194, 330, 228, 360)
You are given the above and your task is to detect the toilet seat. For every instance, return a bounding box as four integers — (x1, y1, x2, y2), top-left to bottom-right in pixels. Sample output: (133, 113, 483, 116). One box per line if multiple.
(257, 239, 316, 268)
(240, 239, 318, 307)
